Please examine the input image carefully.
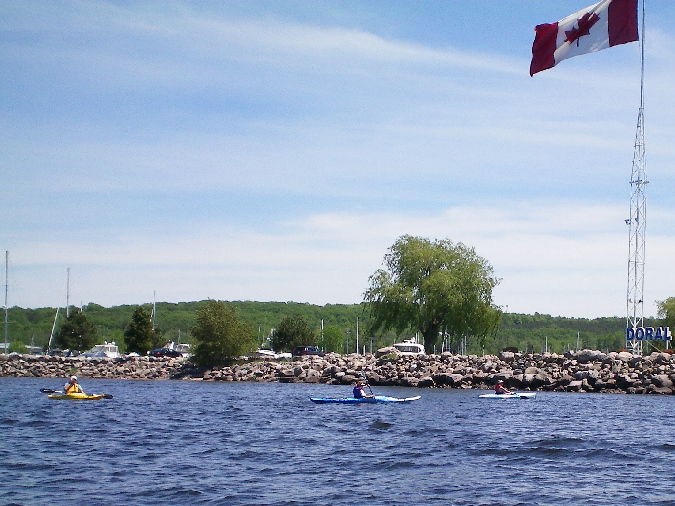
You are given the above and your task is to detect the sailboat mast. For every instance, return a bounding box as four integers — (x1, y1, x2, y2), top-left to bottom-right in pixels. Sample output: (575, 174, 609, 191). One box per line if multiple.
(48, 307, 59, 352)
(66, 267, 71, 318)
(4, 251, 8, 352)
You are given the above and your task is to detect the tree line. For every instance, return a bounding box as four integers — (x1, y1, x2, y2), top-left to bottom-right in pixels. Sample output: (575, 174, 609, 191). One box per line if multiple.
(3, 236, 674, 363)
(4, 299, 672, 360)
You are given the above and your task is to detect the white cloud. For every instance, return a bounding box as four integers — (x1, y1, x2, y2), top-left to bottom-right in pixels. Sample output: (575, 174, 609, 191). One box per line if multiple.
(8, 202, 674, 319)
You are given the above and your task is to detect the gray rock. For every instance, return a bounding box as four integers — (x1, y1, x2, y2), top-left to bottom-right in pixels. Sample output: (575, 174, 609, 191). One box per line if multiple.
(651, 374, 673, 388)
(566, 380, 584, 391)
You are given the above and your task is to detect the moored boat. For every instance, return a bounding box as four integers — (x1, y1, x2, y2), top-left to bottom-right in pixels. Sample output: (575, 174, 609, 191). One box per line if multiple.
(392, 339, 425, 356)
(80, 341, 120, 359)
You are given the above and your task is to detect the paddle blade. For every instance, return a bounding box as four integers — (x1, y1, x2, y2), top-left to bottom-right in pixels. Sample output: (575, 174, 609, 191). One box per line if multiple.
(40, 388, 58, 394)
(103, 394, 113, 399)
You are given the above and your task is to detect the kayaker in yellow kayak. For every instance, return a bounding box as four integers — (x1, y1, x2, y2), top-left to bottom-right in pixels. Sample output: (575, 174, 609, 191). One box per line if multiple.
(64, 375, 84, 394)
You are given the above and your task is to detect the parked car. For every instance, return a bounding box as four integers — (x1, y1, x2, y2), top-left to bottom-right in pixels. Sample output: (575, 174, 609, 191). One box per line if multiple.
(147, 348, 182, 358)
(291, 346, 325, 357)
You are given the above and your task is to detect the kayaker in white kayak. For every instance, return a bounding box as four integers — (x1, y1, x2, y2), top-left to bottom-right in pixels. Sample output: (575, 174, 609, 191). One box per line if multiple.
(353, 381, 374, 399)
(64, 375, 84, 394)
(494, 380, 512, 395)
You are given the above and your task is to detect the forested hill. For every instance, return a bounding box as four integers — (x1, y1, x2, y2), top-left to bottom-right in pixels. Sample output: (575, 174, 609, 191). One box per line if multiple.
(498, 312, 656, 354)
(3, 300, 659, 355)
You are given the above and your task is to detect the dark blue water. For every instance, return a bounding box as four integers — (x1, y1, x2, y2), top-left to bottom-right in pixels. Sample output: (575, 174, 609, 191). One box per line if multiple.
(1, 377, 675, 506)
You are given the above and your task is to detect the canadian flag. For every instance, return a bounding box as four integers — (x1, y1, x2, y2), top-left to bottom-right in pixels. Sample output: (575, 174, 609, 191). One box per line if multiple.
(530, 0, 638, 76)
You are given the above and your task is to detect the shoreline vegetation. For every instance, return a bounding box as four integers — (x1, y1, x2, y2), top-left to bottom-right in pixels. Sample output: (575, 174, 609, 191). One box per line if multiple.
(2, 302, 642, 358)
(4, 347, 675, 395)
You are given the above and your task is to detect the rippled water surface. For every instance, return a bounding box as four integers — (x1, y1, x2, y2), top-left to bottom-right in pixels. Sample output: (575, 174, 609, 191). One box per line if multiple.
(2, 377, 675, 505)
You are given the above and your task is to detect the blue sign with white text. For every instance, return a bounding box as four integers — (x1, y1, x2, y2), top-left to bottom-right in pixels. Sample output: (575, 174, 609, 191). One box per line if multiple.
(626, 327, 671, 341)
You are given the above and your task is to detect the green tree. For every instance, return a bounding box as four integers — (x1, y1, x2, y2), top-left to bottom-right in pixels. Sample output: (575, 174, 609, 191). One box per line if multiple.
(321, 325, 344, 353)
(656, 297, 675, 349)
(191, 300, 256, 367)
(8, 340, 28, 354)
(270, 314, 316, 352)
(124, 306, 163, 354)
(54, 307, 99, 352)
(364, 235, 502, 354)
(657, 297, 675, 329)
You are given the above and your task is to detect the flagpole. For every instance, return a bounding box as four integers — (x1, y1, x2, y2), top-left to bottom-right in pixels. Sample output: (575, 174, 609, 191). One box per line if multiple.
(639, 0, 645, 109)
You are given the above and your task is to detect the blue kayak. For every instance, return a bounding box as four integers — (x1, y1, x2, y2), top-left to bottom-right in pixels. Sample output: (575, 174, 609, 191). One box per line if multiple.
(310, 395, 421, 404)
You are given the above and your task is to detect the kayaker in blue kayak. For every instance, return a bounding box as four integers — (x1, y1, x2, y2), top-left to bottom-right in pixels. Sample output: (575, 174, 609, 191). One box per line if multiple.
(353, 381, 374, 399)
(64, 375, 84, 394)
(494, 379, 512, 395)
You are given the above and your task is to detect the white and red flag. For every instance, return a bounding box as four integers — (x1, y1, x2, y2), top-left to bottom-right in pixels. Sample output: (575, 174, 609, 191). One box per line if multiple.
(530, 0, 638, 76)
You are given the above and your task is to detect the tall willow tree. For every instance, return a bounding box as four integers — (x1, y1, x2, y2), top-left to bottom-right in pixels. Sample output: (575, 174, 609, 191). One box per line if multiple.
(364, 235, 502, 354)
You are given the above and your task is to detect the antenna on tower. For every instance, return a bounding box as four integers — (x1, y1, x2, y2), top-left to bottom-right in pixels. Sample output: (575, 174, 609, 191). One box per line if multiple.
(626, 0, 648, 354)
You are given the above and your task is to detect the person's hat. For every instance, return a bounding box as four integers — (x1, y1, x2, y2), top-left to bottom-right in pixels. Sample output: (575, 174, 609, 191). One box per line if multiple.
(70, 375, 77, 381)
(497, 379, 504, 384)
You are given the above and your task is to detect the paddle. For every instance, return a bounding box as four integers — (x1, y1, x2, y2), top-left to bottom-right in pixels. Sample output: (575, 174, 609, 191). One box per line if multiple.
(361, 370, 375, 397)
(39, 388, 113, 399)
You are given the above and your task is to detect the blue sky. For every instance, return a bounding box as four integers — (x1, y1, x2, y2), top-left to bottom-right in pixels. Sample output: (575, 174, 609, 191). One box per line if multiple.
(2, 1, 674, 318)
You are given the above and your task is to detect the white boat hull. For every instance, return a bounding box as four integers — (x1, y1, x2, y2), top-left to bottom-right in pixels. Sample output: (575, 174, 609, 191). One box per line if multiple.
(478, 392, 536, 399)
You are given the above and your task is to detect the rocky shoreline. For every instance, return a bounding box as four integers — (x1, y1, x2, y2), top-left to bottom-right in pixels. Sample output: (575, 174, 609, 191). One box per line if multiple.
(3, 347, 675, 394)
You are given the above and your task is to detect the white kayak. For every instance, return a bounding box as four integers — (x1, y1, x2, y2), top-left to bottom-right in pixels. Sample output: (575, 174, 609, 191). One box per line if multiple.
(478, 392, 536, 399)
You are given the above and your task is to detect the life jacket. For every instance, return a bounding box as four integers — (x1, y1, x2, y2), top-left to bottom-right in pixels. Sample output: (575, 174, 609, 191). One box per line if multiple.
(65, 383, 83, 394)
(353, 386, 364, 398)
(495, 384, 504, 393)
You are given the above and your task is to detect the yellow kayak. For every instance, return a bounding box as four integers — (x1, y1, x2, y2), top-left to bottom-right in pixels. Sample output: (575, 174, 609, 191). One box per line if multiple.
(47, 393, 107, 400)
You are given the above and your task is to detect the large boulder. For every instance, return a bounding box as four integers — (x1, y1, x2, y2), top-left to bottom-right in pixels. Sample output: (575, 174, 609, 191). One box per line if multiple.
(418, 376, 435, 388)
(522, 372, 552, 389)
(304, 369, 321, 383)
(566, 380, 584, 392)
(339, 374, 358, 385)
(649, 386, 673, 395)
(651, 374, 673, 389)
(574, 369, 599, 382)
(576, 349, 605, 363)
(617, 351, 633, 363)
(375, 347, 399, 358)
(433, 373, 463, 387)
(593, 378, 617, 391)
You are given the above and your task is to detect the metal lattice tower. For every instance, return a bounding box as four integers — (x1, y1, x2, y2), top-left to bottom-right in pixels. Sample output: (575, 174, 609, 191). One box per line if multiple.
(626, 0, 647, 354)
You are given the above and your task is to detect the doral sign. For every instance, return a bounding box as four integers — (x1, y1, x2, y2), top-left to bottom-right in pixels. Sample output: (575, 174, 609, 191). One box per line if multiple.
(626, 327, 671, 341)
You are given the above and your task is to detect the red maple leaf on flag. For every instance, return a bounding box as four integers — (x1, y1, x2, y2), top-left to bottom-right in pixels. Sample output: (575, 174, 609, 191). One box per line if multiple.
(565, 12, 600, 46)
